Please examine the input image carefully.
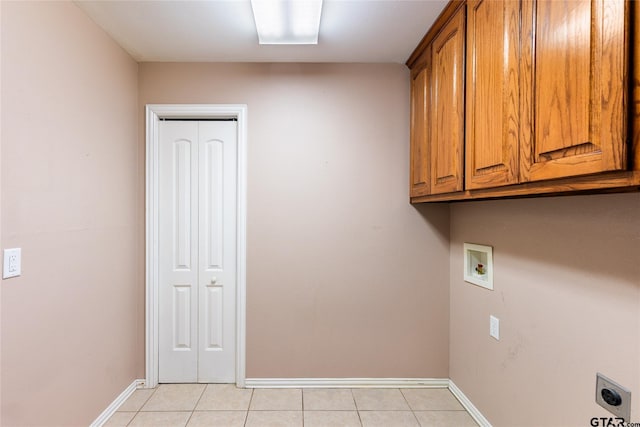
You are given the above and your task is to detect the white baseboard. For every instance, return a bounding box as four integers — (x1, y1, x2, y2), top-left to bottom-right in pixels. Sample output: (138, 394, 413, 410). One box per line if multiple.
(90, 379, 145, 427)
(245, 378, 449, 388)
(449, 380, 492, 427)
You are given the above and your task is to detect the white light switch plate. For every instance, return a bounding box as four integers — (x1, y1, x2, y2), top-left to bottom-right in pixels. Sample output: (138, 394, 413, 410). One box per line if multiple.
(3, 248, 21, 279)
(490, 315, 500, 340)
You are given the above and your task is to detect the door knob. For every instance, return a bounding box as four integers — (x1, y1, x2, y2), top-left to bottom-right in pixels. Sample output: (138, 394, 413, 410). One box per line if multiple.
(211, 277, 218, 285)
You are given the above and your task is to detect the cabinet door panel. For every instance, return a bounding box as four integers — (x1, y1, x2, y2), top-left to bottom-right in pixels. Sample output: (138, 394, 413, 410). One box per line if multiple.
(410, 64, 430, 197)
(430, 6, 465, 194)
(465, 0, 519, 189)
(520, 0, 627, 182)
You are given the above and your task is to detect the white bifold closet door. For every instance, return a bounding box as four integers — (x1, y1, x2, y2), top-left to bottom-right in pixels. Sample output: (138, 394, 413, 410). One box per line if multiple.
(158, 120, 237, 383)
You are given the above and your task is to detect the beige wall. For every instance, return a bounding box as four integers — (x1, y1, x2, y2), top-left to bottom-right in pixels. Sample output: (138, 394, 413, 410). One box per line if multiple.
(139, 62, 451, 378)
(1, 2, 141, 425)
(449, 193, 640, 426)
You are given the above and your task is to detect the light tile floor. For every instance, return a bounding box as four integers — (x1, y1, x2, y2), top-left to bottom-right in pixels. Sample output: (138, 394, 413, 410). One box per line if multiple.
(104, 384, 478, 427)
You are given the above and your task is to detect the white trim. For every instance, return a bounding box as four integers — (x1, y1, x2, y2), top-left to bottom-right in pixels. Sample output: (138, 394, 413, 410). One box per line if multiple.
(90, 379, 145, 427)
(245, 378, 450, 389)
(449, 380, 492, 427)
(145, 104, 248, 388)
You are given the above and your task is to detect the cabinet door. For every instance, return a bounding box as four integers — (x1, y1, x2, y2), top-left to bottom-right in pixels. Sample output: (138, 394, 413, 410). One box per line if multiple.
(430, 5, 465, 194)
(410, 61, 431, 197)
(465, 0, 519, 189)
(520, 0, 627, 182)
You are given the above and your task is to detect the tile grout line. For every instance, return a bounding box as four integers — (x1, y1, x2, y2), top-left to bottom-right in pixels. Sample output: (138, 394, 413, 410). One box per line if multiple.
(184, 384, 208, 426)
(191, 383, 208, 410)
(397, 387, 421, 426)
(138, 385, 160, 413)
(243, 386, 255, 427)
(125, 386, 158, 426)
(351, 388, 364, 427)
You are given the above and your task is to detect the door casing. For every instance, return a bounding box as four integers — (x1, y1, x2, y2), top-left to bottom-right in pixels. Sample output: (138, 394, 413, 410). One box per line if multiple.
(145, 104, 247, 388)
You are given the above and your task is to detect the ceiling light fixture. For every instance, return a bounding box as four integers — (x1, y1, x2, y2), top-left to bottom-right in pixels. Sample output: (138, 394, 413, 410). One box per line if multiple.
(250, 0, 323, 45)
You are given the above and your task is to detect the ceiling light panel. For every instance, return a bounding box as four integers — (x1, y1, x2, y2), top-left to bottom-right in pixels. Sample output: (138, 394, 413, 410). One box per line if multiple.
(251, 0, 323, 44)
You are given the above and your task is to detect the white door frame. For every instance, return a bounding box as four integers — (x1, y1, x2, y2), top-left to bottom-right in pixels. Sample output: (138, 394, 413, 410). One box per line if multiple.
(145, 104, 247, 388)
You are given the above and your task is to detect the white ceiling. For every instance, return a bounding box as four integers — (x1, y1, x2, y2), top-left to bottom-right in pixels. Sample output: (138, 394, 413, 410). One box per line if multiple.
(74, 0, 448, 63)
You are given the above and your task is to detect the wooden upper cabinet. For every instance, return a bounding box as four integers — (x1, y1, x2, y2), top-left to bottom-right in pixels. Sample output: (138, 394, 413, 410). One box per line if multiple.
(520, 0, 628, 182)
(407, 0, 638, 202)
(410, 55, 431, 198)
(465, 0, 519, 189)
(430, 5, 466, 194)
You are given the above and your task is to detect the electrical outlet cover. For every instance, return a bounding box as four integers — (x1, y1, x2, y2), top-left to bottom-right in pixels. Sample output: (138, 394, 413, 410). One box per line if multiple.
(3, 248, 21, 279)
(596, 373, 631, 421)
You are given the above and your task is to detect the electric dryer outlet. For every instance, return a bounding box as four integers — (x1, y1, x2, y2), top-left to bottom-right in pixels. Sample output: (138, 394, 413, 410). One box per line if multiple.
(595, 373, 631, 422)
